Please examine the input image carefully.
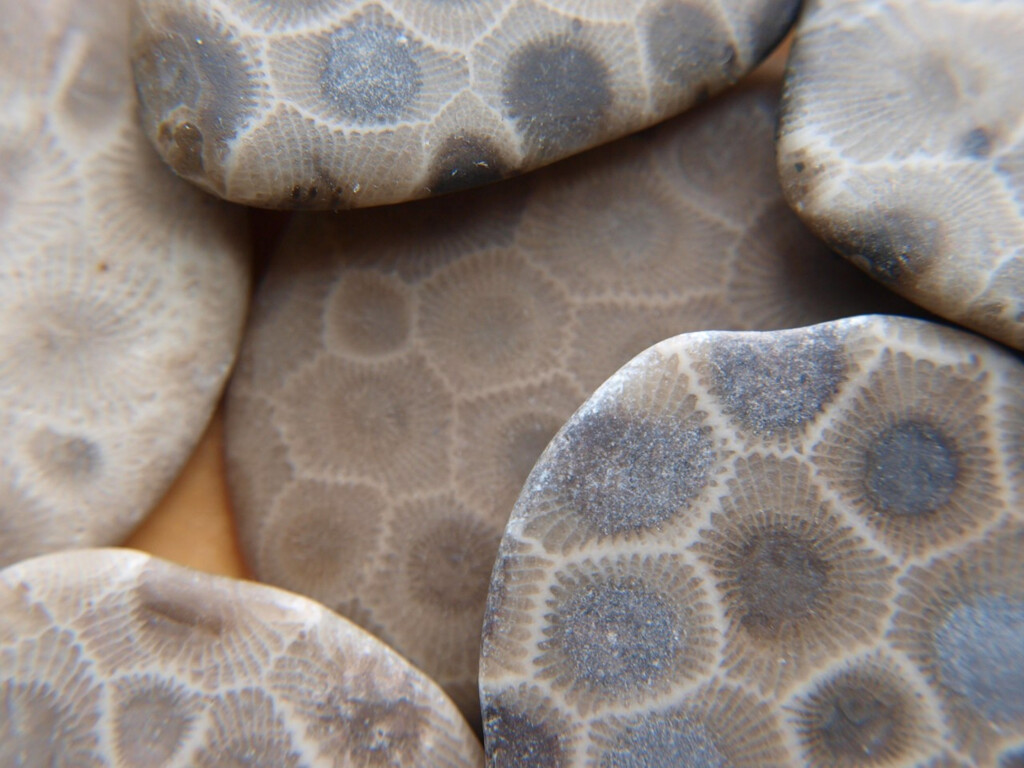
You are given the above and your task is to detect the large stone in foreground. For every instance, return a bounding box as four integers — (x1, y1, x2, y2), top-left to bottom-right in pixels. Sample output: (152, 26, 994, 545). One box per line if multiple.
(0, 548, 484, 767)
(481, 315, 1024, 767)
(0, 0, 250, 568)
(223, 82, 915, 728)
(129, 0, 799, 208)
(778, 0, 1024, 350)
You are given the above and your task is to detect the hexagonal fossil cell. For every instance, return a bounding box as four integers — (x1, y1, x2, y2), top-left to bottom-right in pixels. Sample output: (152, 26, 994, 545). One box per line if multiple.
(777, 0, 1024, 350)
(224, 82, 914, 726)
(0, 0, 250, 569)
(480, 314, 1024, 766)
(128, 0, 802, 207)
(0, 548, 484, 768)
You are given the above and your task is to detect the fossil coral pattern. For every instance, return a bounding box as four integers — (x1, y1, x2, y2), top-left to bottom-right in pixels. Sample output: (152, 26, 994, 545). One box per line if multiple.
(128, 0, 800, 208)
(778, 0, 1024, 350)
(0, 0, 250, 568)
(481, 315, 1024, 767)
(224, 84, 916, 726)
(0, 549, 484, 768)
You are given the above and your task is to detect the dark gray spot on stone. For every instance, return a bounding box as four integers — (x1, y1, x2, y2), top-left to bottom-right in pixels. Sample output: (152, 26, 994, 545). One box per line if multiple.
(502, 37, 611, 158)
(817, 682, 898, 759)
(31, 430, 101, 482)
(793, 660, 918, 765)
(837, 210, 941, 286)
(738, 528, 830, 639)
(708, 328, 845, 436)
(865, 420, 959, 516)
(319, 17, 423, 125)
(556, 577, 680, 693)
(961, 127, 993, 158)
(598, 713, 727, 768)
(557, 409, 714, 538)
(115, 678, 197, 765)
(133, 34, 199, 124)
(642, 1, 738, 90)
(935, 595, 1024, 724)
(483, 697, 567, 768)
(133, 12, 260, 178)
(743, 0, 802, 61)
(427, 135, 508, 196)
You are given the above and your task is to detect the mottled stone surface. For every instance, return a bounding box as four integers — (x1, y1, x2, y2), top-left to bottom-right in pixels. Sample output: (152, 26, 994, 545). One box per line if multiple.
(0, 548, 484, 767)
(223, 83, 915, 726)
(128, 0, 800, 208)
(778, 0, 1024, 350)
(481, 315, 1024, 767)
(0, 0, 250, 568)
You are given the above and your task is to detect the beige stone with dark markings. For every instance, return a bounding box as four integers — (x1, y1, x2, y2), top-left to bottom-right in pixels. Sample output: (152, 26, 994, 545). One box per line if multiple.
(0, 0, 250, 568)
(778, 0, 1024, 350)
(128, 0, 800, 208)
(481, 314, 1024, 767)
(0, 548, 484, 768)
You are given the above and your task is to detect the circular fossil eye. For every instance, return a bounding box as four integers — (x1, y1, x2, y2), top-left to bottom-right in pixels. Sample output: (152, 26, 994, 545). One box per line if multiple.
(361, 494, 502, 722)
(695, 455, 895, 691)
(863, 419, 959, 517)
(427, 134, 509, 196)
(522, 353, 720, 554)
(318, 17, 424, 126)
(788, 653, 933, 767)
(112, 675, 202, 766)
(323, 270, 411, 357)
(502, 34, 613, 159)
(812, 347, 1002, 556)
(699, 324, 848, 440)
(641, 0, 740, 93)
(257, 479, 386, 606)
(534, 552, 716, 714)
(417, 249, 571, 394)
(275, 353, 454, 493)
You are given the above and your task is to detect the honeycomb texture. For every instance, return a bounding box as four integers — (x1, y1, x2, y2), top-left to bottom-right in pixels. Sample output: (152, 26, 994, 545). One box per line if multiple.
(0, 548, 484, 768)
(128, 0, 801, 208)
(481, 314, 1024, 767)
(777, 0, 1024, 351)
(223, 82, 918, 726)
(0, 0, 250, 568)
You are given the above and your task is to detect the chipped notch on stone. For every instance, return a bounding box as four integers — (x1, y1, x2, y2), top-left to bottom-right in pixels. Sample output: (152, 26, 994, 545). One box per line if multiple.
(481, 314, 1024, 766)
(129, 0, 802, 208)
(0, 548, 484, 768)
